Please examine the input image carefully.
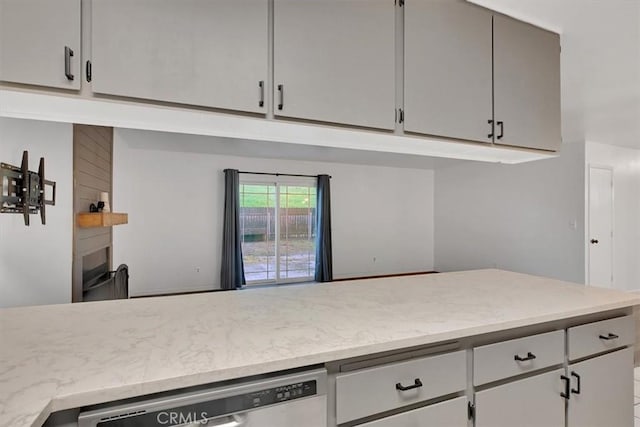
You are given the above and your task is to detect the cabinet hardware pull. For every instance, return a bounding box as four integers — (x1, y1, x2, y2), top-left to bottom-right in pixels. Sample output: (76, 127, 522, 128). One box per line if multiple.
(488, 119, 494, 138)
(598, 332, 619, 340)
(570, 371, 581, 394)
(258, 81, 264, 107)
(86, 60, 92, 83)
(590, 239, 599, 244)
(277, 84, 284, 110)
(395, 378, 423, 391)
(497, 121, 504, 139)
(514, 351, 536, 362)
(560, 375, 570, 399)
(64, 46, 74, 81)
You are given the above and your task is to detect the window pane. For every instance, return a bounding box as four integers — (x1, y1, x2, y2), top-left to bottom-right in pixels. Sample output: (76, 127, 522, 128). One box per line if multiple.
(278, 193, 315, 281)
(240, 183, 276, 284)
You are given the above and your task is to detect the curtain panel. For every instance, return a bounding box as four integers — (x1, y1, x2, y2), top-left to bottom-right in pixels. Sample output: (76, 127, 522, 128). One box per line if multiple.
(315, 174, 333, 282)
(220, 169, 246, 290)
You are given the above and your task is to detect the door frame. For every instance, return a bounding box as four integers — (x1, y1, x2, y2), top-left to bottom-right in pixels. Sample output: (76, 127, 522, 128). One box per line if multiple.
(586, 164, 614, 287)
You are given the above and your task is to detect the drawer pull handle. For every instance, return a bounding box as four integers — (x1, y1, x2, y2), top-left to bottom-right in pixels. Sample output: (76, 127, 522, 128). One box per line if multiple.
(395, 378, 423, 391)
(560, 375, 570, 399)
(571, 371, 581, 394)
(514, 352, 536, 362)
(599, 333, 619, 340)
(64, 46, 74, 81)
(277, 84, 284, 110)
(258, 80, 265, 107)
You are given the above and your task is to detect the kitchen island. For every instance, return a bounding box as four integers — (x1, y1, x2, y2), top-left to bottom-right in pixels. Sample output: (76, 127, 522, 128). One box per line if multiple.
(1, 269, 638, 427)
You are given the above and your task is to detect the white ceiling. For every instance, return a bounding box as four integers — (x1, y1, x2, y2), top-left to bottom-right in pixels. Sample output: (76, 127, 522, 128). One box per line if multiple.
(470, 0, 640, 149)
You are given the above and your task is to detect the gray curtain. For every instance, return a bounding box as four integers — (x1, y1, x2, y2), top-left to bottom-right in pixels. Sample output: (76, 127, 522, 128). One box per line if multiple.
(315, 174, 333, 282)
(220, 169, 246, 290)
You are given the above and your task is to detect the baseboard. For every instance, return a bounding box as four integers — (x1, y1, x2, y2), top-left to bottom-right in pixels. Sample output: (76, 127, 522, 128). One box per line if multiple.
(332, 271, 438, 282)
(130, 287, 224, 299)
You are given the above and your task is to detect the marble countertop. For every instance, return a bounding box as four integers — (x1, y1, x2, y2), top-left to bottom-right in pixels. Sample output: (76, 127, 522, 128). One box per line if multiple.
(1, 269, 639, 427)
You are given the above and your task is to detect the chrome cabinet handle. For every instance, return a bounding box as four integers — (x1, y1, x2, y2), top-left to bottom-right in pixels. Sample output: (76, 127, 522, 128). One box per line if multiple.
(64, 46, 74, 81)
(395, 378, 423, 391)
(277, 84, 284, 110)
(258, 80, 264, 107)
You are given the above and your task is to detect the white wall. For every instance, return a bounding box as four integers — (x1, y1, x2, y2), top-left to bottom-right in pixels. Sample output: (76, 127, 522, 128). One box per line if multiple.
(434, 142, 586, 284)
(0, 118, 73, 308)
(585, 141, 640, 291)
(113, 129, 435, 296)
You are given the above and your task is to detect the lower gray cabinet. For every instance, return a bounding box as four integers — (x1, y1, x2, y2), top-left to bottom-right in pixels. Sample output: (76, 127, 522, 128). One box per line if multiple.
(359, 396, 468, 427)
(475, 368, 565, 427)
(567, 347, 634, 427)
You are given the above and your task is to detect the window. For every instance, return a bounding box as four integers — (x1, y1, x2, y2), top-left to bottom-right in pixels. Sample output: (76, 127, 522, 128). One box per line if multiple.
(239, 179, 316, 284)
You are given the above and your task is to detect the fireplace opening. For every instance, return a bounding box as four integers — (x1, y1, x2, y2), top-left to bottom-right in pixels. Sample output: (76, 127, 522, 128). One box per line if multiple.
(81, 248, 128, 301)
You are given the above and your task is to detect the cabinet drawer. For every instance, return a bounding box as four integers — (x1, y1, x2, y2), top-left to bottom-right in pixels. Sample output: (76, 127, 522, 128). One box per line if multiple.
(358, 396, 468, 427)
(335, 350, 466, 424)
(474, 330, 564, 385)
(568, 315, 634, 361)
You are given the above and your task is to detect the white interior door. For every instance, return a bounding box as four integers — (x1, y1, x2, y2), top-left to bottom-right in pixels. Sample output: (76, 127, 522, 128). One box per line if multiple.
(588, 166, 613, 288)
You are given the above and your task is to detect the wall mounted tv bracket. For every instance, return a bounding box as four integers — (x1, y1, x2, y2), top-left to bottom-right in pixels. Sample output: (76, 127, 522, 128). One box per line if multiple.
(1, 151, 56, 226)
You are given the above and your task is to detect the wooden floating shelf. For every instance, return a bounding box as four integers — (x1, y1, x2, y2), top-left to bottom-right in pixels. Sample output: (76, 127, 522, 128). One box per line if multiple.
(77, 212, 128, 228)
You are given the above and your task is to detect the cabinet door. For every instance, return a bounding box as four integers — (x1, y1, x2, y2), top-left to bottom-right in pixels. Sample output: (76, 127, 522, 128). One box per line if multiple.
(274, 0, 396, 130)
(475, 368, 564, 427)
(404, 0, 492, 143)
(360, 396, 468, 427)
(91, 0, 268, 114)
(0, 0, 81, 90)
(493, 15, 561, 151)
(568, 347, 633, 427)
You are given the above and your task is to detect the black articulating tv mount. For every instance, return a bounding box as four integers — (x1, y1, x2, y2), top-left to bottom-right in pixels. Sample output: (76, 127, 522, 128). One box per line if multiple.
(0, 151, 56, 226)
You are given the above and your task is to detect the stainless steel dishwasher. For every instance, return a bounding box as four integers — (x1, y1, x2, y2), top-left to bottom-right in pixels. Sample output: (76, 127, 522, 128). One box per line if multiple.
(76, 368, 327, 427)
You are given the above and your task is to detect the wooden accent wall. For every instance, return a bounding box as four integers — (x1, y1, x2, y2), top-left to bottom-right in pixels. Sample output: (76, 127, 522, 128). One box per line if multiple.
(72, 125, 114, 302)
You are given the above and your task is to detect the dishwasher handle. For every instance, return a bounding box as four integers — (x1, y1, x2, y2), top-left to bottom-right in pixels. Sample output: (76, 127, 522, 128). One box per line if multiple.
(182, 413, 247, 427)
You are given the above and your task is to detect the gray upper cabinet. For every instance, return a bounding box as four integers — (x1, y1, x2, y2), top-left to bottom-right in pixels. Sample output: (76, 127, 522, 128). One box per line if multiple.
(274, 0, 396, 130)
(404, 1, 493, 143)
(91, 0, 268, 114)
(0, 0, 81, 90)
(493, 15, 561, 151)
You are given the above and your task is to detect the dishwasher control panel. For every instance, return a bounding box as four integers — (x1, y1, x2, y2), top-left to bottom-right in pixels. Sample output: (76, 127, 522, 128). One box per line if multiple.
(83, 379, 319, 427)
(249, 380, 316, 407)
